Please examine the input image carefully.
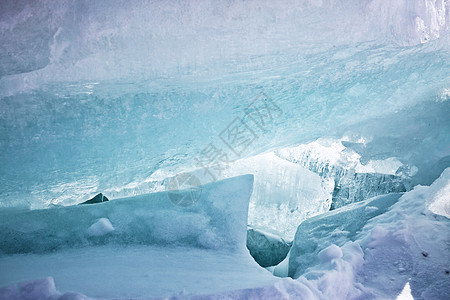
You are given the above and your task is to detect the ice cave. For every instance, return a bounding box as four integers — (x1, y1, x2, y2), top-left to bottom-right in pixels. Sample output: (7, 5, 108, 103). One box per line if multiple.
(0, 1, 449, 299)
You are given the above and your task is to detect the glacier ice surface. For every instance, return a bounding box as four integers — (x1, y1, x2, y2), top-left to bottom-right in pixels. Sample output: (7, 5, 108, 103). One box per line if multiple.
(0, 1, 449, 209)
(0, 1, 449, 299)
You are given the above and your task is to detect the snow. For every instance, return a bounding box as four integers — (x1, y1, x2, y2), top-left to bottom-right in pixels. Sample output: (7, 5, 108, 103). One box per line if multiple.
(318, 244, 343, 263)
(364, 206, 378, 214)
(0, 277, 58, 300)
(289, 192, 403, 278)
(0, 277, 87, 300)
(287, 167, 450, 299)
(426, 167, 450, 218)
(86, 218, 114, 237)
(356, 168, 450, 299)
(0, 246, 278, 299)
(396, 282, 414, 300)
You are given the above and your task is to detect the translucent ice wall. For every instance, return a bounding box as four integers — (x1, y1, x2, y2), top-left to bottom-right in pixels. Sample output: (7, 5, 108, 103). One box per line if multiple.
(275, 139, 411, 209)
(185, 153, 334, 239)
(1, 0, 449, 208)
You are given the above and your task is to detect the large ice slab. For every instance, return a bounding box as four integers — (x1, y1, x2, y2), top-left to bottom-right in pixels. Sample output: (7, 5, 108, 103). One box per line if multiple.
(0, 175, 282, 298)
(185, 152, 334, 240)
(246, 226, 291, 268)
(227, 153, 334, 240)
(0, 175, 253, 255)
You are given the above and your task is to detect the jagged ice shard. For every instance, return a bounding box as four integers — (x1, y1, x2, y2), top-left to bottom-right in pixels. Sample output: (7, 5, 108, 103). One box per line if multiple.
(0, 1, 449, 299)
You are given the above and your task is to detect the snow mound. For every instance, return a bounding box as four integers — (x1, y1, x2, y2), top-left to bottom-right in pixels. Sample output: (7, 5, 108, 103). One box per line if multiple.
(289, 192, 402, 278)
(426, 167, 450, 218)
(0, 277, 87, 300)
(86, 218, 114, 237)
(318, 244, 343, 263)
(357, 168, 450, 299)
(285, 168, 450, 299)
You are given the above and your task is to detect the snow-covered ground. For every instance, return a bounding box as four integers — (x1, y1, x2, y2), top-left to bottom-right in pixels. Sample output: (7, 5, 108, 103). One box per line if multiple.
(1, 170, 449, 299)
(286, 167, 450, 299)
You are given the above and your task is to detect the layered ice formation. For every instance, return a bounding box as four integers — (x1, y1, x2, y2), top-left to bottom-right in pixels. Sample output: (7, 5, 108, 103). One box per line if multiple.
(331, 173, 408, 209)
(276, 139, 413, 209)
(0, 0, 449, 209)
